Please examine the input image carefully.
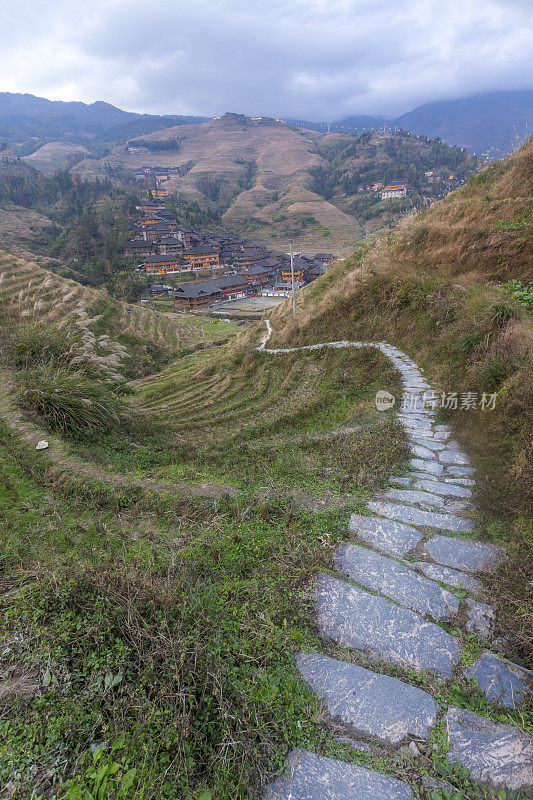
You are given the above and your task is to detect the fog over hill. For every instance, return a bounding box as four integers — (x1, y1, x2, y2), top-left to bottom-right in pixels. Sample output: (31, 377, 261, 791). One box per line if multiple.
(285, 90, 533, 158)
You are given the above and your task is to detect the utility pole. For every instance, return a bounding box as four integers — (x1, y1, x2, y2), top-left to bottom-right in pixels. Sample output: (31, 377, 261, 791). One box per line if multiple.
(290, 241, 297, 318)
(201, 322, 205, 342)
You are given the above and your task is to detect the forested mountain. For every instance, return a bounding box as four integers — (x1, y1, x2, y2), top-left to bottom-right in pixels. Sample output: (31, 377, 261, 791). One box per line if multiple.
(0, 92, 209, 155)
(395, 90, 533, 157)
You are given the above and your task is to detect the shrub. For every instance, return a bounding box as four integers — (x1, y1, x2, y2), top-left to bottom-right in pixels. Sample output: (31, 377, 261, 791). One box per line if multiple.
(18, 366, 131, 434)
(2, 322, 79, 369)
(502, 279, 533, 311)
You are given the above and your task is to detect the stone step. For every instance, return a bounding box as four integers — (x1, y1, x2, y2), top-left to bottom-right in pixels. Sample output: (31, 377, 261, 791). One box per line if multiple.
(410, 438, 446, 451)
(409, 458, 444, 475)
(316, 574, 460, 678)
(413, 479, 472, 499)
(446, 465, 476, 478)
(297, 650, 439, 745)
(445, 707, 533, 794)
(465, 598, 495, 637)
(439, 450, 470, 465)
(423, 535, 507, 573)
(367, 500, 475, 532)
(411, 562, 483, 594)
(465, 652, 533, 709)
(333, 542, 459, 620)
(381, 488, 469, 512)
(264, 748, 414, 800)
(348, 514, 423, 558)
(411, 444, 437, 459)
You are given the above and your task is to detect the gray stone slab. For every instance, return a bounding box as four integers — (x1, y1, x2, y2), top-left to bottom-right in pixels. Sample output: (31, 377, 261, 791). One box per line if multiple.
(316, 575, 460, 678)
(445, 477, 475, 487)
(389, 476, 412, 487)
(367, 501, 474, 532)
(424, 535, 506, 573)
(409, 459, 444, 475)
(348, 515, 423, 558)
(297, 650, 439, 745)
(446, 465, 476, 478)
(264, 748, 414, 800)
(465, 598, 495, 637)
(411, 444, 436, 460)
(412, 562, 483, 594)
(439, 450, 470, 465)
(410, 438, 445, 451)
(382, 488, 448, 509)
(408, 471, 439, 482)
(413, 480, 471, 499)
(334, 542, 459, 620)
(445, 706, 533, 793)
(465, 652, 533, 709)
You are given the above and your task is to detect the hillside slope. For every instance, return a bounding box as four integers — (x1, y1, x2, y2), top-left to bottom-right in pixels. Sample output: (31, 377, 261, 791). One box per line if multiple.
(267, 138, 532, 517)
(0, 251, 204, 379)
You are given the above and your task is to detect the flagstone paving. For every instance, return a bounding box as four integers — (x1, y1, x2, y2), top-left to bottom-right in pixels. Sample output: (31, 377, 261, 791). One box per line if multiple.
(258, 325, 532, 799)
(465, 652, 533, 709)
(333, 542, 460, 620)
(296, 651, 439, 745)
(445, 707, 533, 793)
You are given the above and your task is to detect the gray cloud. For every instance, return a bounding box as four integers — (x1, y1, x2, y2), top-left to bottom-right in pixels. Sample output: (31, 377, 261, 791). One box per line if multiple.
(1, 0, 532, 119)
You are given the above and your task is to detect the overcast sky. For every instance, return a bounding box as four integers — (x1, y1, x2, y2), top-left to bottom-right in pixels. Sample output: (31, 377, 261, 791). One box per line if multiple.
(2, 0, 532, 120)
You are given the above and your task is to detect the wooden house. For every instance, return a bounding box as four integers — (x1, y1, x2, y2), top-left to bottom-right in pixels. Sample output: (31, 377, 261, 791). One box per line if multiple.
(172, 280, 222, 310)
(143, 255, 185, 275)
(183, 246, 220, 270)
(124, 238, 157, 256)
(240, 264, 274, 285)
(158, 237, 184, 255)
(140, 215, 164, 228)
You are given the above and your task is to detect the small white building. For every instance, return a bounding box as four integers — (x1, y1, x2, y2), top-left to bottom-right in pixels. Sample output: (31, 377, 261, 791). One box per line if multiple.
(381, 184, 407, 199)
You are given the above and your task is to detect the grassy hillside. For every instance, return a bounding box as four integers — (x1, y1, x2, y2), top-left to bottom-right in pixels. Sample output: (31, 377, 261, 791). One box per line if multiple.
(264, 139, 532, 656)
(0, 142, 530, 800)
(0, 251, 208, 379)
(0, 272, 408, 798)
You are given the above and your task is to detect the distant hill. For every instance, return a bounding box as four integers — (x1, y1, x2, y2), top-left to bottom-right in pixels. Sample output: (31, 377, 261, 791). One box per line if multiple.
(0, 92, 209, 154)
(288, 90, 533, 158)
(395, 90, 533, 157)
(22, 141, 92, 174)
(72, 114, 479, 252)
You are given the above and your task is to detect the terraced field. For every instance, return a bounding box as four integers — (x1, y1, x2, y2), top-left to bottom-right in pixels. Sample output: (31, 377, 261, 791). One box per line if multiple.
(47, 338, 406, 503)
(0, 250, 208, 378)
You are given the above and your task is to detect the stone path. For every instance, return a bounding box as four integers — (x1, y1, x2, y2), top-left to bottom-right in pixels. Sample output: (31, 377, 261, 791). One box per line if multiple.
(258, 323, 533, 798)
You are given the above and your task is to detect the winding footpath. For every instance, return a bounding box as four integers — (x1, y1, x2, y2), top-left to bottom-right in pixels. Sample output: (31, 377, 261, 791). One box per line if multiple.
(257, 321, 533, 799)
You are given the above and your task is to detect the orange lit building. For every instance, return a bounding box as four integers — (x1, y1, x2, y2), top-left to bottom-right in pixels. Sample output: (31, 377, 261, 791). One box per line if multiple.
(182, 246, 219, 270)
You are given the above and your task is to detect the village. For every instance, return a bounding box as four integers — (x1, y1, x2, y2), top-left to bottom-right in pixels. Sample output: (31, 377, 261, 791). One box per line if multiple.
(125, 188, 336, 312)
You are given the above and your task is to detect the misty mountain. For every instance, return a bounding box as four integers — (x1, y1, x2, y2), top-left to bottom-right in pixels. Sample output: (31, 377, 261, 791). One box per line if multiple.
(289, 90, 533, 157)
(0, 93, 209, 153)
(394, 90, 533, 156)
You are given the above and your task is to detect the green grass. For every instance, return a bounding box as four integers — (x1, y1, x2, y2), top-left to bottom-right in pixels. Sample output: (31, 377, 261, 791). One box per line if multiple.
(2, 424, 529, 800)
(60, 345, 408, 499)
(0, 422, 350, 799)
